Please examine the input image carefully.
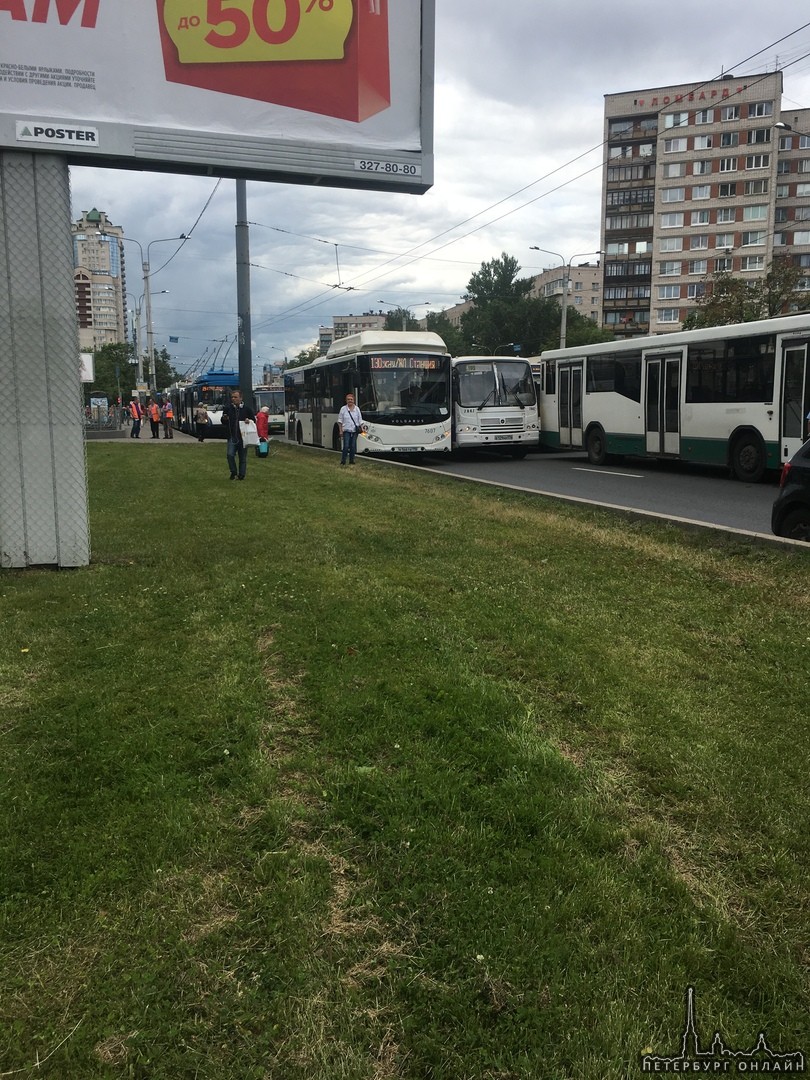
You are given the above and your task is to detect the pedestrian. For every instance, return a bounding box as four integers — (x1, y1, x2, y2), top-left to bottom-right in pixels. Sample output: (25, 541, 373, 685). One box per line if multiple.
(338, 392, 363, 465)
(194, 402, 210, 442)
(220, 389, 256, 480)
(161, 398, 174, 439)
(255, 405, 271, 458)
(129, 398, 143, 439)
(148, 398, 161, 439)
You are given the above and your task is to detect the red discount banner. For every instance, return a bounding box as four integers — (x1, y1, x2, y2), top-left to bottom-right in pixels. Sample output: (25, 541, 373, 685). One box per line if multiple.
(156, 0, 390, 122)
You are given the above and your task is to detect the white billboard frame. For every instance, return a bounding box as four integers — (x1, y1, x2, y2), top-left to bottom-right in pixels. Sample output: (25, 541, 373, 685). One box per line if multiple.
(0, 0, 434, 194)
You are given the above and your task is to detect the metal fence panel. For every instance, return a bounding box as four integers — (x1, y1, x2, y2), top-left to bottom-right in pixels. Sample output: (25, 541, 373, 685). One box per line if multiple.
(0, 152, 89, 568)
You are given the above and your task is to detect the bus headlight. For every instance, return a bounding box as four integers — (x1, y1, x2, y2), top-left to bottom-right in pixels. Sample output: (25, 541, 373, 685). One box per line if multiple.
(364, 431, 383, 444)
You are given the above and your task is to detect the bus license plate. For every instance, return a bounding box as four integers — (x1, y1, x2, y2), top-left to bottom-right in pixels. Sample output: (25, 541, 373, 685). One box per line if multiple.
(494, 434, 512, 441)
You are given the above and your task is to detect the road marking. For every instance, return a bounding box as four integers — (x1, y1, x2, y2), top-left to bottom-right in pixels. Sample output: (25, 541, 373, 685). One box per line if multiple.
(573, 467, 644, 478)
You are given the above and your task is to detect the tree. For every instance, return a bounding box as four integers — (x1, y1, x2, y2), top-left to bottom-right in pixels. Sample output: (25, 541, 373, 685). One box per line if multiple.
(382, 307, 421, 332)
(287, 344, 320, 369)
(463, 253, 534, 306)
(682, 256, 807, 329)
(424, 310, 466, 356)
(84, 341, 135, 405)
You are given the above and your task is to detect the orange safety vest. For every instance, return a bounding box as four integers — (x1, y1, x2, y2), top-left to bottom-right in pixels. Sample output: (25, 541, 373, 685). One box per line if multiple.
(165, 403, 174, 419)
(129, 401, 142, 419)
(149, 403, 160, 421)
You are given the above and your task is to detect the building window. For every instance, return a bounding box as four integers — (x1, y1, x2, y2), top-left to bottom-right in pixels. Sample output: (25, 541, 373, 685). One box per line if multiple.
(691, 185, 711, 200)
(659, 237, 683, 252)
(688, 259, 708, 274)
(658, 284, 681, 299)
(657, 308, 680, 322)
(659, 261, 682, 276)
(741, 255, 765, 271)
(693, 160, 712, 175)
(774, 233, 787, 247)
(695, 109, 714, 124)
(664, 111, 689, 128)
(662, 162, 686, 178)
(718, 183, 737, 197)
(609, 145, 633, 159)
(690, 235, 710, 250)
(745, 154, 770, 170)
(777, 183, 791, 197)
(801, 135, 810, 149)
(609, 119, 634, 137)
(795, 207, 810, 221)
(794, 231, 810, 245)
(799, 159, 810, 174)
(719, 157, 737, 172)
(687, 283, 706, 299)
(664, 137, 687, 153)
(715, 256, 733, 272)
(662, 187, 685, 202)
(720, 131, 739, 147)
(717, 207, 737, 222)
(715, 232, 735, 248)
(721, 104, 741, 121)
(748, 101, 773, 118)
(606, 242, 629, 255)
(744, 178, 769, 195)
(660, 212, 684, 228)
(777, 160, 793, 175)
(775, 208, 789, 223)
(743, 204, 767, 221)
(747, 128, 771, 144)
(741, 231, 766, 246)
(639, 143, 655, 158)
(691, 210, 710, 225)
(694, 135, 712, 150)
(779, 135, 793, 151)
(797, 183, 810, 197)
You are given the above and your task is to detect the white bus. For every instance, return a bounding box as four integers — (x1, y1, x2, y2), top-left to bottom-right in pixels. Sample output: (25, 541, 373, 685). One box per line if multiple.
(531, 314, 810, 482)
(451, 355, 539, 457)
(285, 331, 452, 455)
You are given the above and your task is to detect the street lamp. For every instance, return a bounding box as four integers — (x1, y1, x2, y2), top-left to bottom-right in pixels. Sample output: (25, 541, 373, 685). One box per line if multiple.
(119, 233, 185, 390)
(530, 247, 603, 349)
(130, 290, 169, 390)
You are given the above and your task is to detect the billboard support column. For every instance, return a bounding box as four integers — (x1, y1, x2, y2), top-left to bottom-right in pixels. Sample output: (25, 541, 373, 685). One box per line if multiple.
(0, 151, 90, 568)
(235, 180, 252, 404)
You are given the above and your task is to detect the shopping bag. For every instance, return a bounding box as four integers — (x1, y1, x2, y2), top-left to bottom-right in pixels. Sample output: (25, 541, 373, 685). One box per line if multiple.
(240, 420, 259, 447)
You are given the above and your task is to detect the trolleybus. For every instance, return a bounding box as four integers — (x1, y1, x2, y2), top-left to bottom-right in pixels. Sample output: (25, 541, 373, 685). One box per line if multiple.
(285, 331, 452, 455)
(451, 355, 539, 456)
(531, 314, 810, 481)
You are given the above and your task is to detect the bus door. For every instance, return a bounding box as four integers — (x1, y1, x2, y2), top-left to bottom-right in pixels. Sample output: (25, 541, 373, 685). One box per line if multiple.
(780, 338, 810, 462)
(645, 354, 681, 455)
(311, 371, 324, 446)
(558, 362, 583, 449)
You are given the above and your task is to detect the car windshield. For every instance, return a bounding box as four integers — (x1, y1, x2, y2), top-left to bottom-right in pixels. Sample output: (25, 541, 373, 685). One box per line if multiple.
(456, 360, 536, 408)
(358, 354, 449, 422)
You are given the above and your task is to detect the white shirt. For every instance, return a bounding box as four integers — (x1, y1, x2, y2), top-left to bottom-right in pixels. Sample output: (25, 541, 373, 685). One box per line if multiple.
(339, 404, 363, 432)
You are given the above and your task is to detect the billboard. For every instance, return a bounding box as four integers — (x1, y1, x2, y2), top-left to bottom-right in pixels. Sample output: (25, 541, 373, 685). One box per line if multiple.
(0, 0, 434, 193)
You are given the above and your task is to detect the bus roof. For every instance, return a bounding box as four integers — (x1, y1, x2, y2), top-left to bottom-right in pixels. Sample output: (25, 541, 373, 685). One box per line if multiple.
(452, 355, 529, 363)
(191, 369, 239, 386)
(536, 313, 810, 362)
(325, 330, 447, 360)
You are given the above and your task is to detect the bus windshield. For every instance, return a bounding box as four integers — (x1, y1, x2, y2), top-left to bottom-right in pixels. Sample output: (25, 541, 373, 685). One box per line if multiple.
(358, 354, 450, 422)
(456, 360, 536, 408)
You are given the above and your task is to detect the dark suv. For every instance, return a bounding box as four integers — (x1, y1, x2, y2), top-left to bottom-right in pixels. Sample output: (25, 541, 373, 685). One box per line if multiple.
(772, 441, 810, 541)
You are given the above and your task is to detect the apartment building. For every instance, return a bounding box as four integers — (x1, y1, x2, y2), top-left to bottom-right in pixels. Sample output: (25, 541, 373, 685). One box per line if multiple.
(529, 263, 602, 323)
(72, 208, 127, 350)
(602, 71, 810, 335)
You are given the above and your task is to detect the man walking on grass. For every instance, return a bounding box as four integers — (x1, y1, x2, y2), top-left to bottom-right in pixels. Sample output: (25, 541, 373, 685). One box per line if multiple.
(220, 390, 256, 481)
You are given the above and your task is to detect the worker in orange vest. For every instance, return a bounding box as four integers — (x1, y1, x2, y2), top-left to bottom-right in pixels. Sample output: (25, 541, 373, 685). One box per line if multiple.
(129, 398, 143, 439)
(148, 398, 161, 439)
(161, 398, 174, 440)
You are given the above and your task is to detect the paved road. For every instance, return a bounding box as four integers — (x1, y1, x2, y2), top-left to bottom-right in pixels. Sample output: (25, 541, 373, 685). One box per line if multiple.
(415, 450, 781, 537)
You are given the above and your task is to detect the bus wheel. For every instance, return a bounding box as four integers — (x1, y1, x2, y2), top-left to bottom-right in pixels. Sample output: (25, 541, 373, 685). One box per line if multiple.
(586, 425, 608, 466)
(510, 448, 528, 460)
(731, 432, 765, 483)
(296, 422, 304, 446)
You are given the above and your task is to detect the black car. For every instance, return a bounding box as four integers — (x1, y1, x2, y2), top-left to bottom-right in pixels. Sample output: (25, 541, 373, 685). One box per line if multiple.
(772, 441, 810, 541)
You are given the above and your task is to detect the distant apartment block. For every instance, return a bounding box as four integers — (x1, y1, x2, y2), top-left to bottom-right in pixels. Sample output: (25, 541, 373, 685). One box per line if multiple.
(72, 208, 127, 351)
(602, 71, 810, 334)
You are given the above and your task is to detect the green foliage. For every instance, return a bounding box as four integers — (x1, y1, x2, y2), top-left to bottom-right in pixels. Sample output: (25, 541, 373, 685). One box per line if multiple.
(425, 309, 466, 356)
(382, 306, 421, 332)
(288, 344, 321, 368)
(0, 444, 807, 1078)
(83, 341, 135, 404)
(684, 256, 807, 329)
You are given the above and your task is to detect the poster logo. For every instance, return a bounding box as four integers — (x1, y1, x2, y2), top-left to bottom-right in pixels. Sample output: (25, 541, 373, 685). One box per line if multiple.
(156, 0, 391, 122)
(640, 987, 805, 1074)
(16, 120, 98, 144)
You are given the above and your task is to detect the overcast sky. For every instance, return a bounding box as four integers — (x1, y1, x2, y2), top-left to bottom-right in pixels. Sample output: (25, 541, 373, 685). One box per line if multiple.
(69, 2, 810, 377)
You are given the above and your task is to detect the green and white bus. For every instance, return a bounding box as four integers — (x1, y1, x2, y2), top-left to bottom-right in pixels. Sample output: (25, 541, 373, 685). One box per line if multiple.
(531, 314, 810, 481)
(285, 331, 452, 455)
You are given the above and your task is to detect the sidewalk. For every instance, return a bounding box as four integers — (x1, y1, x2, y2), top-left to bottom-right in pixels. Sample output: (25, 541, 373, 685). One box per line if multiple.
(85, 427, 198, 443)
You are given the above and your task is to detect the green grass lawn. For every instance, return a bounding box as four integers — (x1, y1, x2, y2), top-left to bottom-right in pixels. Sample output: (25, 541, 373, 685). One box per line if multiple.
(1, 441, 808, 1079)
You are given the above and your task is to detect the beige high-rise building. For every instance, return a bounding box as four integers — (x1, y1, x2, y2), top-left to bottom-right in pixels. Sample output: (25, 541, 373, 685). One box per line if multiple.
(72, 208, 127, 350)
(601, 71, 810, 335)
